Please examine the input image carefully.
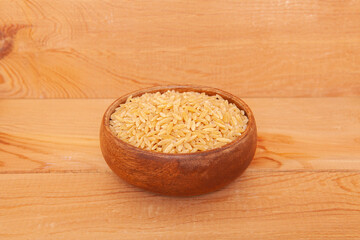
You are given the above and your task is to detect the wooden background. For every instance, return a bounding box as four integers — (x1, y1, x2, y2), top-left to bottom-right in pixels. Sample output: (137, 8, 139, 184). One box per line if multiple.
(1, 0, 360, 239)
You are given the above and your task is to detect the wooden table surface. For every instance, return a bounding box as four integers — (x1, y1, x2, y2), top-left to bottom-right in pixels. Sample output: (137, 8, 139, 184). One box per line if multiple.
(1, 0, 360, 239)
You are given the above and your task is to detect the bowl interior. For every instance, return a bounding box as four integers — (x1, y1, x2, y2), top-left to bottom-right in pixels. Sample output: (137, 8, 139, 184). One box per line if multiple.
(103, 85, 254, 156)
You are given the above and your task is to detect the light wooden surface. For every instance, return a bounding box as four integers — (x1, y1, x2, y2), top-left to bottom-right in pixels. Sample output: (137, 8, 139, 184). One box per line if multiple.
(1, 0, 360, 98)
(1, 172, 360, 239)
(1, 98, 360, 173)
(1, 0, 360, 239)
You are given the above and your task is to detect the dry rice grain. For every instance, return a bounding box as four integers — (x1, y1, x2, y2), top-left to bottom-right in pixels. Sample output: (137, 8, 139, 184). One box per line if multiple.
(110, 90, 248, 153)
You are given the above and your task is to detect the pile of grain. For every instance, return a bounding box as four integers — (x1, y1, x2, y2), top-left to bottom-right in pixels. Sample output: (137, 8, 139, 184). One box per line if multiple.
(110, 90, 248, 153)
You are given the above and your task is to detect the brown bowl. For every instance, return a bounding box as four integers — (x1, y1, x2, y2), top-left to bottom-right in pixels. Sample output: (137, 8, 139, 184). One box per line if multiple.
(100, 85, 257, 196)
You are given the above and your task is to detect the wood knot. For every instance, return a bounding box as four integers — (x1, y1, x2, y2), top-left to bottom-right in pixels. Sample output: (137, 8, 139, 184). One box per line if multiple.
(0, 24, 29, 60)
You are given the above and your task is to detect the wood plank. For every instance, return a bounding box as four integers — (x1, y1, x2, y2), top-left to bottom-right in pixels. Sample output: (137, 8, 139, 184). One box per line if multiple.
(1, 0, 360, 98)
(0, 171, 359, 239)
(0, 98, 359, 173)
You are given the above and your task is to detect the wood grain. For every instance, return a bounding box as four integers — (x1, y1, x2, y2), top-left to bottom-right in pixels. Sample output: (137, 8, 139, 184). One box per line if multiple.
(1, 0, 360, 98)
(1, 98, 359, 173)
(1, 171, 359, 239)
(1, 0, 359, 238)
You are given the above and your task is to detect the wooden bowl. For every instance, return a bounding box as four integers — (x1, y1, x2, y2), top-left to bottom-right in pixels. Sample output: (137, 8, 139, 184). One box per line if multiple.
(100, 85, 257, 196)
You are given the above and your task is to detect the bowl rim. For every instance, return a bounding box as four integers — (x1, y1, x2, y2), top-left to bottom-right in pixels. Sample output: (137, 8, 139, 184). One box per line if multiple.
(102, 85, 255, 156)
